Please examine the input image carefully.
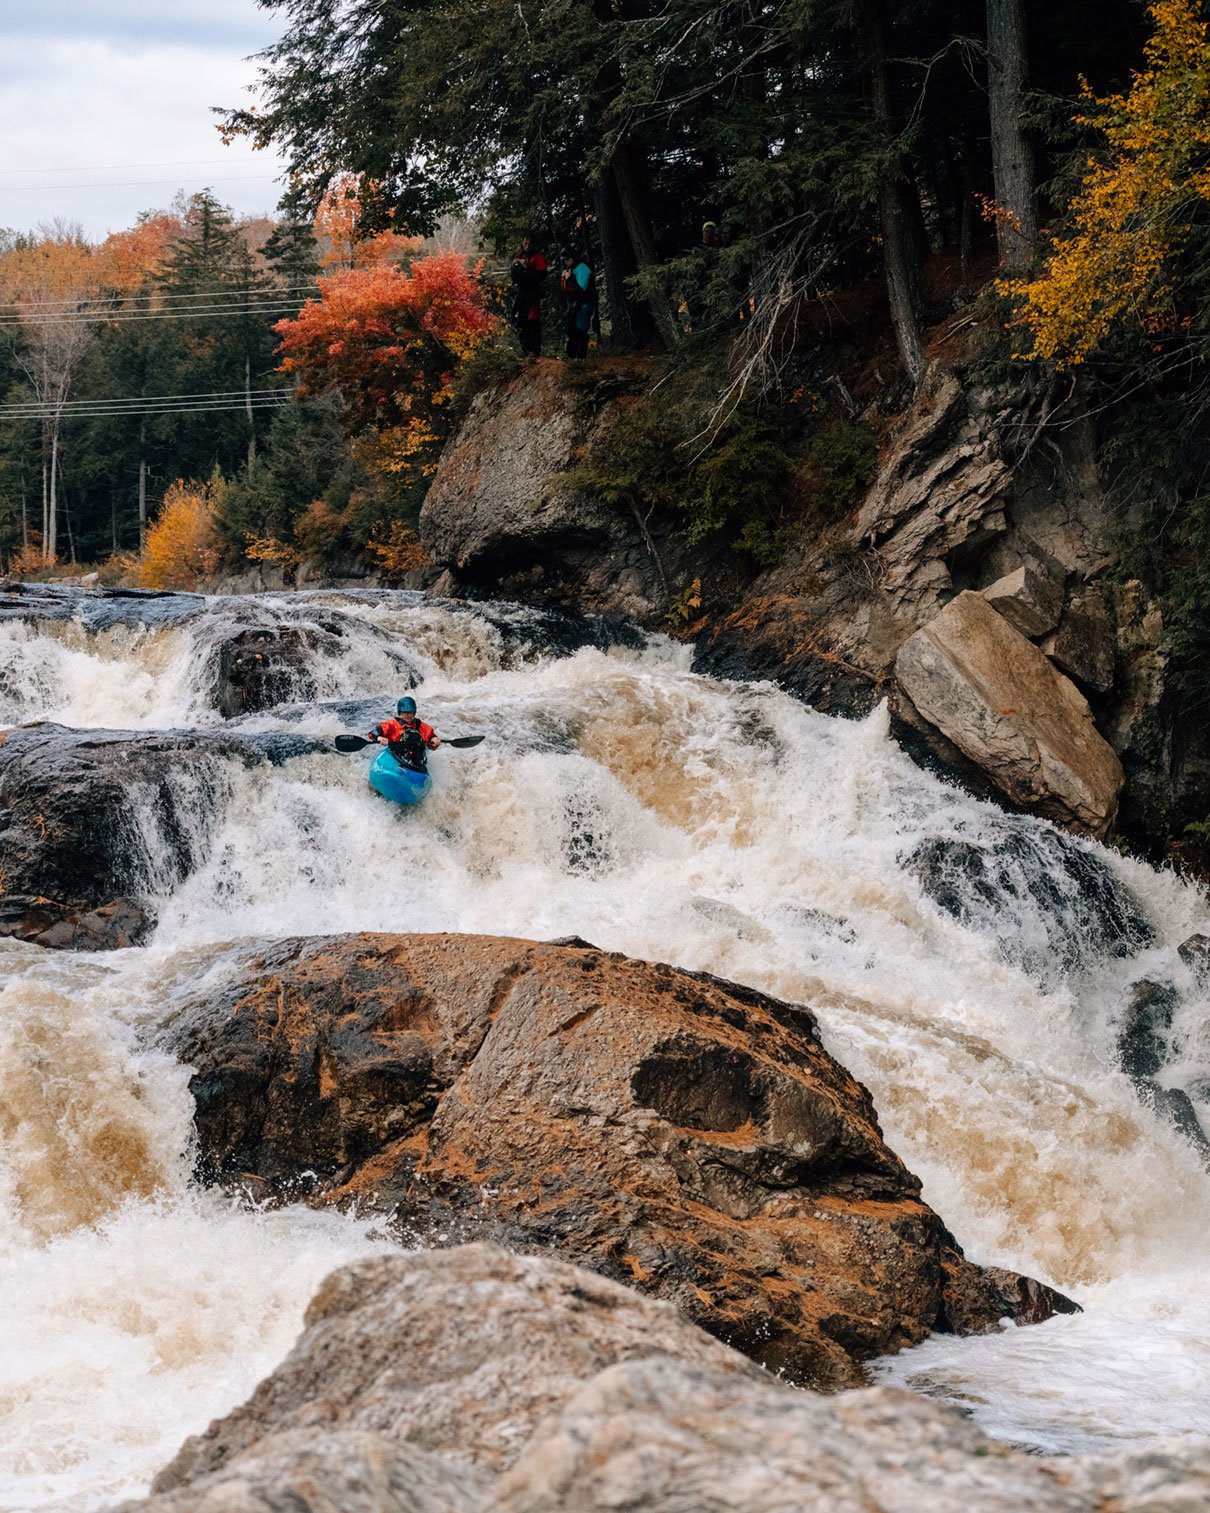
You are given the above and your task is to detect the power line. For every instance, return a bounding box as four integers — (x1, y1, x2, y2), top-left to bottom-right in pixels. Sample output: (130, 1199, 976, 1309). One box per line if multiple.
(0, 387, 288, 414)
(0, 174, 283, 193)
(7, 284, 321, 310)
(0, 158, 280, 176)
(0, 302, 312, 328)
(0, 398, 293, 422)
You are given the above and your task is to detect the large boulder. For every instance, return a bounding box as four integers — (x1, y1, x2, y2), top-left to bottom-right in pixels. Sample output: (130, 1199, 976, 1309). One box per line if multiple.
(147, 1245, 759, 1494)
(127, 1245, 1210, 1513)
(0, 724, 324, 949)
(419, 362, 692, 621)
(160, 931, 1073, 1386)
(895, 591, 1124, 837)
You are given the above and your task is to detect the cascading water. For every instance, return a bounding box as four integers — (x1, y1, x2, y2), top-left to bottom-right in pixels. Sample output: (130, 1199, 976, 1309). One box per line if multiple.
(2, 587, 1210, 1507)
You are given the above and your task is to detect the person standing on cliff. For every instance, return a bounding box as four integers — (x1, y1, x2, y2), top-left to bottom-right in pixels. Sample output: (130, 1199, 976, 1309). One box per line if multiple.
(510, 235, 547, 357)
(560, 246, 597, 361)
(366, 696, 442, 772)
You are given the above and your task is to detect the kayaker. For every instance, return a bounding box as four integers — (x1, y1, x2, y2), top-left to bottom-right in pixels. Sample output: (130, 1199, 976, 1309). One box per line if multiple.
(366, 696, 441, 772)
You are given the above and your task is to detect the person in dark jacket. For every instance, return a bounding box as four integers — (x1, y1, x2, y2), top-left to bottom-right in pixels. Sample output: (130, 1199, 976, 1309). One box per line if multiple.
(510, 235, 547, 356)
(560, 245, 596, 360)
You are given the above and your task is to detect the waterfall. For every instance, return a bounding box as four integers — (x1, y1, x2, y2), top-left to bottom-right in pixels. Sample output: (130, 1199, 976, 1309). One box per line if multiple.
(2, 587, 1209, 1505)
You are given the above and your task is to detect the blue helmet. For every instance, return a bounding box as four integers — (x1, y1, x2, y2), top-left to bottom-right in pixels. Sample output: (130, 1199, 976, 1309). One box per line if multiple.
(397, 696, 417, 716)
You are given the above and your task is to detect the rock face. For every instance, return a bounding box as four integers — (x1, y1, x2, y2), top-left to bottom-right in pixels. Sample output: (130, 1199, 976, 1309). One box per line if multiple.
(127, 1244, 1210, 1513)
(895, 591, 1124, 837)
(690, 595, 887, 718)
(160, 931, 1073, 1386)
(148, 1245, 758, 1494)
(853, 368, 1017, 623)
(0, 724, 324, 950)
(419, 362, 696, 621)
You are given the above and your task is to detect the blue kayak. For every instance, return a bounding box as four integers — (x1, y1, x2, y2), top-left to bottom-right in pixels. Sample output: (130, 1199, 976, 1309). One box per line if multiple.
(368, 747, 432, 807)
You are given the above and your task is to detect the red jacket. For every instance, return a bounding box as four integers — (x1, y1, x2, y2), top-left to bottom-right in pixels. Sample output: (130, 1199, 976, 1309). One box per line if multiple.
(373, 717, 438, 748)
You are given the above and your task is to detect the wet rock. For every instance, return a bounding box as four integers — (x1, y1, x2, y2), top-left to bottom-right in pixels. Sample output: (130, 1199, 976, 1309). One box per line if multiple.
(1179, 934, 1210, 984)
(0, 894, 149, 951)
(1116, 978, 1210, 1158)
(1117, 979, 1178, 1081)
(1043, 593, 1115, 696)
(161, 932, 1073, 1386)
(149, 1244, 759, 1493)
(895, 591, 1124, 837)
(0, 724, 321, 951)
(945, 1264, 1081, 1333)
(210, 625, 331, 717)
(691, 595, 885, 718)
(982, 563, 1065, 640)
(907, 825, 1154, 981)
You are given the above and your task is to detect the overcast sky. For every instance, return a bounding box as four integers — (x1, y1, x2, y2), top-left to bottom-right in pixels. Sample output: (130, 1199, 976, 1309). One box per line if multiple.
(0, 1, 290, 239)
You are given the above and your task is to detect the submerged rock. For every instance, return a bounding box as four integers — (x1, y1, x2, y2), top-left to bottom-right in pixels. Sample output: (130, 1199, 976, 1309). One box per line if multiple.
(0, 724, 326, 950)
(128, 1244, 1210, 1513)
(896, 591, 1124, 837)
(1179, 933, 1210, 985)
(209, 625, 330, 717)
(907, 823, 1154, 982)
(160, 931, 1073, 1386)
(1116, 977, 1210, 1158)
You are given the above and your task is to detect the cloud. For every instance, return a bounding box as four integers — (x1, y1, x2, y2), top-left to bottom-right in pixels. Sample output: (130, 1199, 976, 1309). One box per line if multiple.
(4, 0, 279, 52)
(0, 15, 289, 237)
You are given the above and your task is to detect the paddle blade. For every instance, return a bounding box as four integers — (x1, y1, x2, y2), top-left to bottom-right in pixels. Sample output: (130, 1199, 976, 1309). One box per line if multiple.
(335, 734, 370, 752)
(444, 735, 485, 748)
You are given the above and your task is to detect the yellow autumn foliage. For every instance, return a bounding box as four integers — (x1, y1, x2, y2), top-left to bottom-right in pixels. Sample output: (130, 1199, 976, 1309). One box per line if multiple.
(132, 478, 222, 590)
(1005, 0, 1210, 366)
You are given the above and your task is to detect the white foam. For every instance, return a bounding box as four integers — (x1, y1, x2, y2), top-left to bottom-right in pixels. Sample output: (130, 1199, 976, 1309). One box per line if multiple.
(4, 593, 1210, 1505)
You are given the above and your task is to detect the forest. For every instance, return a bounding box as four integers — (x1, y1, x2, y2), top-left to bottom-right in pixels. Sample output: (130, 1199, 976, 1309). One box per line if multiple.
(3, 0, 1210, 639)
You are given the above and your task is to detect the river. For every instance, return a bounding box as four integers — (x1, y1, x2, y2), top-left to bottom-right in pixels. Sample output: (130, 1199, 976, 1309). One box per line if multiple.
(2, 587, 1209, 1509)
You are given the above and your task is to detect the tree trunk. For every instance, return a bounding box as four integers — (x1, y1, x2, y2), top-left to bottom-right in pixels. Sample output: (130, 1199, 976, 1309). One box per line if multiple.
(959, 124, 979, 279)
(609, 143, 682, 351)
(591, 174, 651, 349)
(986, 0, 1038, 270)
(858, 0, 927, 385)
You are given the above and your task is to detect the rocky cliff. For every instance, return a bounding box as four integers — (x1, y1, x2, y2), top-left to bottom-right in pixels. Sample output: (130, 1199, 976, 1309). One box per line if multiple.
(419, 351, 1205, 858)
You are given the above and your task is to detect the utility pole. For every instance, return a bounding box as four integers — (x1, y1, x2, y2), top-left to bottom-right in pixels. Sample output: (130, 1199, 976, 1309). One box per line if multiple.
(138, 458, 147, 550)
(245, 355, 256, 467)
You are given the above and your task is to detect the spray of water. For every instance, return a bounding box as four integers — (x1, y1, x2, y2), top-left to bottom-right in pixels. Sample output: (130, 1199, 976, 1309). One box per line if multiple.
(2, 589, 1210, 1503)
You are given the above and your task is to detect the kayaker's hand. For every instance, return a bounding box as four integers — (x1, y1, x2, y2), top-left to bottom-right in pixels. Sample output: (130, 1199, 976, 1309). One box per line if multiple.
(428, 735, 442, 749)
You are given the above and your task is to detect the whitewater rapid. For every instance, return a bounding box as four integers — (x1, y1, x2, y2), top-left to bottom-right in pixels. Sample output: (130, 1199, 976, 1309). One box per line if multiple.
(2, 588, 1210, 1507)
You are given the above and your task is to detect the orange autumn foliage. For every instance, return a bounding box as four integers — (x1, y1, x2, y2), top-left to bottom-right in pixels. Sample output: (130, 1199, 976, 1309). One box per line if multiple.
(1005, 0, 1210, 365)
(314, 175, 424, 270)
(132, 478, 222, 589)
(99, 214, 181, 292)
(274, 254, 497, 450)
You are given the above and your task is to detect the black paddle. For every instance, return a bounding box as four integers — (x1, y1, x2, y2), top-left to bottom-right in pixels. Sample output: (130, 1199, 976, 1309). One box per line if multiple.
(334, 733, 485, 752)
